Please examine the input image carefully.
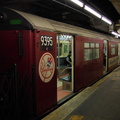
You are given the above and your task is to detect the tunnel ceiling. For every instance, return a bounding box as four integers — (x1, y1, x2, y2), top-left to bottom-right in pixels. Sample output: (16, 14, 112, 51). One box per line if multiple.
(0, 0, 120, 33)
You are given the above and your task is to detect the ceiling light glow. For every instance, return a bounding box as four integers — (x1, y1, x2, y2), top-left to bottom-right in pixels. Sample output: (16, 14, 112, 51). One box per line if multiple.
(111, 31, 120, 37)
(102, 16, 112, 25)
(70, 0, 84, 7)
(84, 5, 101, 18)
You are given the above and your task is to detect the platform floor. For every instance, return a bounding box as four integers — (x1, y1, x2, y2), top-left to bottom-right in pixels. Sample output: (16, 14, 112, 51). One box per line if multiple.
(42, 66, 120, 120)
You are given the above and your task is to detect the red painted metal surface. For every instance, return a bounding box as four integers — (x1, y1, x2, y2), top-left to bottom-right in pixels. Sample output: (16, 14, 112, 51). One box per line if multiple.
(0, 30, 57, 118)
(0, 31, 19, 72)
(74, 36, 103, 92)
(74, 36, 84, 91)
(34, 30, 57, 116)
(0, 30, 34, 119)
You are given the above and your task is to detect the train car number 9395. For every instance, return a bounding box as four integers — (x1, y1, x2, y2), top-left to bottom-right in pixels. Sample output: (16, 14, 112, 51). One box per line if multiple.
(41, 36, 53, 46)
(40, 36, 53, 51)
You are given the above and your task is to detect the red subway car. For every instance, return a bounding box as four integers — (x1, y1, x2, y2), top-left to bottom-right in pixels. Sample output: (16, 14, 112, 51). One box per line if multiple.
(0, 7, 119, 120)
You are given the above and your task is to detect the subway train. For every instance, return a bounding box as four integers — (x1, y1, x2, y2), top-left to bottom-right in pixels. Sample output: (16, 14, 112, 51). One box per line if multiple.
(0, 7, 120, 120)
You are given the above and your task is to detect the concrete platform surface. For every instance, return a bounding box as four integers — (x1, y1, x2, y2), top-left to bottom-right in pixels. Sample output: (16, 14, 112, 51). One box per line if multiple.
(42, 66, 120, 120)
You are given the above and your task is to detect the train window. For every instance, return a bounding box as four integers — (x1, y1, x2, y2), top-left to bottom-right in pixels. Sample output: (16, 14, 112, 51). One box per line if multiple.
(111, 48, 116, 55)
(84, 43, 100, 61)
(64, 44, 68, 53)
(84, 49, 92, 61)
(96, 43, 99, 47)
(111, 44, 116, 55)
(57, 34, 72, 57)
(84, 43, 89, 48)
(111, 44, 115, 47)
(96, 49, 99, 58)
(90, 43, 95, 48)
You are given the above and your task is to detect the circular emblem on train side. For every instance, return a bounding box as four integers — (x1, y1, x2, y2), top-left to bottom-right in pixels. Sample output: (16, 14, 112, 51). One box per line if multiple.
(38, 52, 55, 83)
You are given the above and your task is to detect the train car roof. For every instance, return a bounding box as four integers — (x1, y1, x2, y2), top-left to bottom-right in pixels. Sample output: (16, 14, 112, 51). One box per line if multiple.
(0, 7, 117, 41)
(15, 9, 118, 41)
(13, 9, 55, 32)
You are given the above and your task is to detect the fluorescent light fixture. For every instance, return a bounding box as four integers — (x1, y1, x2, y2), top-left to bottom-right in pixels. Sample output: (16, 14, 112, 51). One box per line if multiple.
(70, 0, 84, 7)
(111, 31, 118, 35)
(111, 31, 120, 37)
(84, 5, 101, 18)
(102, 16, 112, 25)
(112, 31, 118, 36)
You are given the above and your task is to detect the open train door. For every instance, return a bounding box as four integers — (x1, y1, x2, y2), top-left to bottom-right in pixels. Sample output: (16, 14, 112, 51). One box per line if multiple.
(103, 40, 108, 74)
(56, 34, 74, 101)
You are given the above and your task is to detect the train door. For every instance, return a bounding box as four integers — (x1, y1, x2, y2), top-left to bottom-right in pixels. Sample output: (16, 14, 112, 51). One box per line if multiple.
(118, 43, 120, 64)
(34, 30, 57, 116)
(103, 40, 108, 74)
(57, 34, 74, 101)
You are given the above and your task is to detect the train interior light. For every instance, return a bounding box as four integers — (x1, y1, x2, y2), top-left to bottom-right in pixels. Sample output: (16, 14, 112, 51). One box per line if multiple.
(58, 34, 73, 41)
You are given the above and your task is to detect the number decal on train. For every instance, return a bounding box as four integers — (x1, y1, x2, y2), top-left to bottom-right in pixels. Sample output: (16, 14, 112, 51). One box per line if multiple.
(40, 35, 53, 51)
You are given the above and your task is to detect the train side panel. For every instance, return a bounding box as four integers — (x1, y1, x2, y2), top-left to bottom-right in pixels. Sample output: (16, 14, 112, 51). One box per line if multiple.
(74, 36, 103, 92)
(34, 30, 57, 116)
(0, 31, 20, 72)
(0, 30, 34, 119)
(74, 36, 84, 91)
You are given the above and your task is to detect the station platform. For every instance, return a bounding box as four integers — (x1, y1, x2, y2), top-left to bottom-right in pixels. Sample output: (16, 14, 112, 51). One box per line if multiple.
(42, 66, 120, 120)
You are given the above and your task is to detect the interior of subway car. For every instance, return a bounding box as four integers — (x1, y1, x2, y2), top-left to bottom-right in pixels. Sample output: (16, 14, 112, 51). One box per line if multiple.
(57, 34, 74, 101)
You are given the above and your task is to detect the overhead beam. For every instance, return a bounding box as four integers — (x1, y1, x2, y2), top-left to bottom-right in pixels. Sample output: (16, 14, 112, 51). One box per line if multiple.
(0, 0, 39, 5)
(109, 0, 120, 14)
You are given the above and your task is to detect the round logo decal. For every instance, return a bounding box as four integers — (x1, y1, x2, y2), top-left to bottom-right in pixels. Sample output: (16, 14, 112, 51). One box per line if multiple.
(38, 52, 55, 83)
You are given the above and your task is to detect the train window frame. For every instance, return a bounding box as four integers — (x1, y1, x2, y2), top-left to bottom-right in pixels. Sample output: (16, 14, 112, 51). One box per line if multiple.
(84, 42, 100, 61)
(111, 44, 116, 55)
(57, 43, 62, 56)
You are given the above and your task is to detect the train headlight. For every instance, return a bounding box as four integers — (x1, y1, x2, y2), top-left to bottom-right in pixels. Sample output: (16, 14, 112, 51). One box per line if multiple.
(0, 12, 7, 23)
